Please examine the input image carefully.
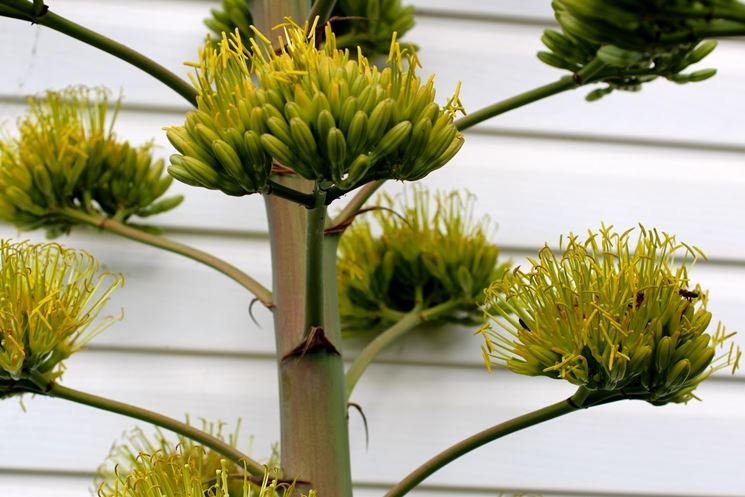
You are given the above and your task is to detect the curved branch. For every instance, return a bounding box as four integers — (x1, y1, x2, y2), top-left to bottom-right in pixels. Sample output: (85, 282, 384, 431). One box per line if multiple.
(29, 373, 270, 482)
(455, 58, 607, 132)
(345, 300, 462, 398)
(382, 387, 602, 497)
(2, 1, 197, 106)
(58, 208, 274, 308)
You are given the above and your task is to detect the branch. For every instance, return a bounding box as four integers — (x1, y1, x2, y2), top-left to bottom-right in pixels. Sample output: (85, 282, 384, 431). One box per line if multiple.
(1, 1, 197, 106)
(326, 180, 385, 233)
(382, 387, 603, 497)
(345, 300, 462, 398)
(454, 58, 607, 132)
(30, 373, 269, 481)
(58, 208, 274, 308)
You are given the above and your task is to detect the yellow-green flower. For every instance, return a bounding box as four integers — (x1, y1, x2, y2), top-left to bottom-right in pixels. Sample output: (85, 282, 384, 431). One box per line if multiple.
(0, 87, 182, 236)
(167, 19, 463, 197)
(97, 423, 313, 497)
(540, 0, 727, 99)
(98, 422, 283, 497)
(480, 226, 740, 405)
(338, 187, 509, 335)
(0, 240, 121, 397)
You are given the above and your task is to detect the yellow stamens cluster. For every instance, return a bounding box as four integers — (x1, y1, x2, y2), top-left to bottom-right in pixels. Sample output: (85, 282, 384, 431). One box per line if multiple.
(0, 240, 121, 397)
(480, 226, 740, 405)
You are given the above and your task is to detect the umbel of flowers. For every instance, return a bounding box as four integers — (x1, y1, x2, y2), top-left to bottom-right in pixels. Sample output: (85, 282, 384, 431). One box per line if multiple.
(539, 0, 737, 99)
(0, 87, 183, 237)
(337, 188, 509, 335)
(480, 226, 740, 406)
(166, 19, 464, 198)
(0, 240, 121, 398)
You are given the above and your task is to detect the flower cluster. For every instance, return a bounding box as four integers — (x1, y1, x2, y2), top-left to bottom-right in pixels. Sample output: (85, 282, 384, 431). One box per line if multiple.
(480, 226, 740, 405)
(0, 87, 182, 236)
(337, 188, 509, 335)
(540, 0, 732, 99)
(167, 20, 463, 198)
(0, 240, 121, 398)
(98, 422, 285, 497)
(205, 0, 416, 58)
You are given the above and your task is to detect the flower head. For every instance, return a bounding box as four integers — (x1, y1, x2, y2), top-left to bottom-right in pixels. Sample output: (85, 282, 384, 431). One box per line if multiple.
(168, 20, 463, 197)
(0, 87, 183, 236)
(541, 1, 726, 99)
(0, 240, 121, 397)
(338, 187, 509, 335)
(480, 226, 740, 405)
(97, 422, 313, 497)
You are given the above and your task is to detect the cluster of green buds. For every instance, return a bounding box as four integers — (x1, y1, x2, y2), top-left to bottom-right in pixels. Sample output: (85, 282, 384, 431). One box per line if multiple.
(539, 1, 741, 99)
(480, 226, 741, 405)
(337, 188, 509, 335)
(99, 422, 283, 497)
(0, 87, 183, 237)
(0, 240, 121, 398)
(205, 0, 416, 58)
(167, 20, 464, 200)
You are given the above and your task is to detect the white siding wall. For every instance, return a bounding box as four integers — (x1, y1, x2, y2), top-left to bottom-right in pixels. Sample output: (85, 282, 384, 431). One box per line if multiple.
(1, 2, 744, 496)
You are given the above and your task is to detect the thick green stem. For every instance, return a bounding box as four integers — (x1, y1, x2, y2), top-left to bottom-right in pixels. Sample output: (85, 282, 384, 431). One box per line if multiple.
(265, 176, 353, 497)
(382, 387, 598, 497)
(454, 58, 606, 132)
(345, 300, 462, 398)
(2, 1, 197, 106)
(32, 375, 267, 480)
(304, 191, 327, 332)
(58, 208, 273, 308)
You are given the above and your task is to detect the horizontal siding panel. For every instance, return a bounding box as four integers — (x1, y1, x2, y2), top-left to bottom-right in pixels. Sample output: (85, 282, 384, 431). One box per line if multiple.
(1, 228, 743, 376)
(1, 2, 745, 146)
(410, 0, 553, 21)
(0, 351, 743, 496)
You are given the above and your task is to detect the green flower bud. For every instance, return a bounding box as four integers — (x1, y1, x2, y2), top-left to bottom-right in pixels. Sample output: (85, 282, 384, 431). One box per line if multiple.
(0, 87, 182, 236)
(480, 226, 741, 405)
(337, 187, 509, 336)
(540, 1, 733, 99)
(0, 240, 122, 398)
(170, 20, 463, 198)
